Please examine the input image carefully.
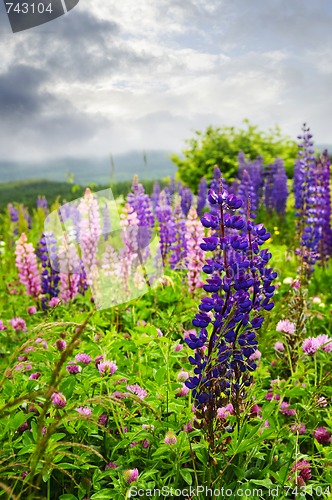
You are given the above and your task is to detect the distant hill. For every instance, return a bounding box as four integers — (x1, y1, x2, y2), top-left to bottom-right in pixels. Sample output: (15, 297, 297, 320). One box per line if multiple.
(0, 178, 166, 211)
(0, 151, 177, 184)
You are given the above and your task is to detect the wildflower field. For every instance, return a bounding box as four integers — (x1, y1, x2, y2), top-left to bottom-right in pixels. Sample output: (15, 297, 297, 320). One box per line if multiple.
(0, 124, 332, 500)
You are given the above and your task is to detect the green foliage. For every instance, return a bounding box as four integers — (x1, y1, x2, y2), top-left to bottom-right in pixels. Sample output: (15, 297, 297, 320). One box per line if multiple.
(170, 120, 298, 191)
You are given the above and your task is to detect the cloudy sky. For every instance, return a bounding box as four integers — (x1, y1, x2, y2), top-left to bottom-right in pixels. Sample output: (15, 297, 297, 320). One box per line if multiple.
(0, 0, 331, 163)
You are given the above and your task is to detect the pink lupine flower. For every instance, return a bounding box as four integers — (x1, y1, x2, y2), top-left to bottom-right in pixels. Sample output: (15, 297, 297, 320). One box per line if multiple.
(274, 341, 285, 352)
(280, 402, 296, 416)
(164, 430, 177, 444)
(15, 233, 41, 297)
(291, 423, 306, 434)
(302, 337, 320, 355)
(98, 361, 117, 376)
(217, 403, 234, 419)
(126, 384, 147, 400)
(75, 406, 92, 416)
(51, 392, 66, 409)
(10, 318, 27, 332)
(123, 468, 139, 484)
(27, 306, 37, 315)
(276, 320, 295, 334)
(49, 297, 60, 307)
(185, 208, 205, 293)
(58, 235, 81, 303)
(75, 353, 92, 364)
(314, 427, 331, 444)
(78, 188, 101, 286)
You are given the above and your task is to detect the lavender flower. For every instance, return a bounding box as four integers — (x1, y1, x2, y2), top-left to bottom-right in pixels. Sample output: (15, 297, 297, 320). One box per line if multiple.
(78, 188, 101, 286)
(169, 202, 187, 269)
(155, 191, 176, 266)
(37, 232, 60, 308)
(264, 159, 288, 215)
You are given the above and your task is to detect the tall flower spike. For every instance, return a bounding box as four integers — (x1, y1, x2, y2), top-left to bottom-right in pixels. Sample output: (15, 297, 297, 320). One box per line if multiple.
(58, 235, 81, 303)
(186, 182, 276, 426)
(37, 232, 60, 308)
(170, 201, 188, 270)
(155, 190, 176, 267)
(180, 186, 193, 217)
(15, 233, 42, 298)
(185, 208, 205, 293)
(197, 177, 207, 217)
(127, 175, 155, 251)
(78, 188, 102, 286)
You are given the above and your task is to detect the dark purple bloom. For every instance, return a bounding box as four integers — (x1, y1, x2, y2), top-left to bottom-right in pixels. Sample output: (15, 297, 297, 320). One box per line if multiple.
(185, 183, 276, 415)
(197, 177, 207, 216)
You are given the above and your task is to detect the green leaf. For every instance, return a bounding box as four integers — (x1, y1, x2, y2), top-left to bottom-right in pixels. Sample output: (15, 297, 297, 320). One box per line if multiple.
(180, 468, 193, 485)
(59, 495, 78, 500)
(91, 490, 114, 500)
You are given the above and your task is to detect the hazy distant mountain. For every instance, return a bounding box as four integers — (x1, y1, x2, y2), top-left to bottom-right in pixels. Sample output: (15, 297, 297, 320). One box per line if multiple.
(0, 151, 178, 184)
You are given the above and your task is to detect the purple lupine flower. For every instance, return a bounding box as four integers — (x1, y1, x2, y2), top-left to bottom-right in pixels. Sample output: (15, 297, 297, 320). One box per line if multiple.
(238, 169, 257, 219)
(37, 232, 60, 308)
(78, 188, 101, 286)
(180, 186, 193, 217)
(238, 152, 263, 209)
(8, 203, 19, 235)
(293, 124, 329, 273)
(15, 233, 41, 298)
(264, 159, 288, 215)
(37, 196, 48, 214)
(169, 202, 187, 270)
(155, 191, 176, 266)
(185, 181, 276, 415)
(126, 384, 147, 400)
(75, 353, 92, 364)
(185, 208, 205, 293)
(151, 182, 161, 213)
(197, 177, 207, 217)
(51, 392, 66, 408)
(127, 175, 155, 250)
